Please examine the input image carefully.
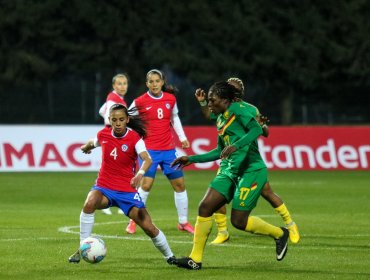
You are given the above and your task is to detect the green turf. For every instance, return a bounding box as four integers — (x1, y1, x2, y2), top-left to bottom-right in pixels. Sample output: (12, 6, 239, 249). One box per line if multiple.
(0, 171, 369, 280)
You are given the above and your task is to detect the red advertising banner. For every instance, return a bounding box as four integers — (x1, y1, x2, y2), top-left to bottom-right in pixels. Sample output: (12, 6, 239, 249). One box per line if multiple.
(0, 125, 369, 171)
(177, 126, 370, 171)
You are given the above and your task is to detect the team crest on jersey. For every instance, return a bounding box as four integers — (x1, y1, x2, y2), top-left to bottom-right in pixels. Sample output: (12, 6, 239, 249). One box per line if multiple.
(223, 110, 229, 119)
(165, 103, 171, 109)
(121, 144, 128, 152)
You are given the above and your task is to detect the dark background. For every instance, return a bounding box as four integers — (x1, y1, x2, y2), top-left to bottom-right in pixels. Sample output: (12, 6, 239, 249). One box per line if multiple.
(1, 0, 369, 125)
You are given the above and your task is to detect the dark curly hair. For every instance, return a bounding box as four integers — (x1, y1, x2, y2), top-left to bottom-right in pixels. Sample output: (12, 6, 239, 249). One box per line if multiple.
(208, 81, 239, 102)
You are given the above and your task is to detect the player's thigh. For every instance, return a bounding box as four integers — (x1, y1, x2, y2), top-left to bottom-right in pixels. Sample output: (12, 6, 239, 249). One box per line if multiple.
(209, 172, 237, 203)
(232, 168, 268, 211)
(84, 189, 109, 209)
(198, 188, 228, 216)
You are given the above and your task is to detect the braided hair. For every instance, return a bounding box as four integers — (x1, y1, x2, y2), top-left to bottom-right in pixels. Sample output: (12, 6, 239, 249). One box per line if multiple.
(227, 77, 245, 99)
(208, 81, 238, 102)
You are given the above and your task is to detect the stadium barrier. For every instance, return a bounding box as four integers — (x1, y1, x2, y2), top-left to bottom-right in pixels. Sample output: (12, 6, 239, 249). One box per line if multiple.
(0, 125, 369, 171)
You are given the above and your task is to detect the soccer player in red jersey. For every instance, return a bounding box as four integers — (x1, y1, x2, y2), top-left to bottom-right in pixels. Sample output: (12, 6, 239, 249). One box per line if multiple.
(125, 69, 194, 234)
(99, 73, 129, 214)
(68, 104, 177, 265)
(99, 73, 129, 126)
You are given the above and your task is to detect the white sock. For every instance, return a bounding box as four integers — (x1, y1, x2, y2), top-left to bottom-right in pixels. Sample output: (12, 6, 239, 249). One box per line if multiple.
(138, 187, 150, 205)
(80, 211, 95, 243)
(151, 230, 173, 259)
(174, 190, 188, 224)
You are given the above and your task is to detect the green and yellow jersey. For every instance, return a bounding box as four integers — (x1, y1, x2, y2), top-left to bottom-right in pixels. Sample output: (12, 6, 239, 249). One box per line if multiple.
(209, 101, 261, 121)
(216, 102, 266, 175)
(190, 102, 266, 176)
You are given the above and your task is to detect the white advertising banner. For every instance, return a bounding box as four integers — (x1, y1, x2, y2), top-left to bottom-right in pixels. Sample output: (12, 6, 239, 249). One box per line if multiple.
(0, 125, 103, 171)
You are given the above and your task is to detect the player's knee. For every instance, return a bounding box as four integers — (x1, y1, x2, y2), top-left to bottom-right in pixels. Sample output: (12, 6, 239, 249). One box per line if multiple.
(198, 201, 214, 217)
(83, 200, 97, 213)
(230, 215, 247, 230)
(83, 196, 98, 213)
(173, 184, 185, 192)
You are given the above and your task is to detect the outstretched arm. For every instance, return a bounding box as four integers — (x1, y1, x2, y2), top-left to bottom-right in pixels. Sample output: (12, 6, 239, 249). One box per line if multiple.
(171, 147, 221, 169)
(81, 138, 97, 154)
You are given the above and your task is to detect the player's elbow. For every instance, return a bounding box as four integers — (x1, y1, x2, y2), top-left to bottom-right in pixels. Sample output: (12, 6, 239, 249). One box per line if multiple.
(146, 157, 153, 167)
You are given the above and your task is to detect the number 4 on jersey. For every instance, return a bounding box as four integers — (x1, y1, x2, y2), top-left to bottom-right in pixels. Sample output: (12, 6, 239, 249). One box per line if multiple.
(110, 147, 118, 160)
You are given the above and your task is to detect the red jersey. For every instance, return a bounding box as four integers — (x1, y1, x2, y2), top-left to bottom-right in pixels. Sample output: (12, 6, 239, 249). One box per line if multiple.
(102, 91, 127, 125)
(95, 126, 141, 192)
(106, 91, 127, 107)
(132, 91, 177, 150)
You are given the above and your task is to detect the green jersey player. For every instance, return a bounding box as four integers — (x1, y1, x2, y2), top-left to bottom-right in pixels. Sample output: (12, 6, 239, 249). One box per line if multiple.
(195, 78, 299, 246)
(172, 81, 290, 270)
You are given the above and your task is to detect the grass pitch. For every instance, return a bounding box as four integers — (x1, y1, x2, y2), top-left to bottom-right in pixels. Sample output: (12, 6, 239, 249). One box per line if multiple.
(0, 170, 369, 280)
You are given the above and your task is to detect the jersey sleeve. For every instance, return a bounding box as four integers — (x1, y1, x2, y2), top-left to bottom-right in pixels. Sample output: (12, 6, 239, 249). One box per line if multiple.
(171, 105, 187, 142)
(93, 137, 100, 147)
(233, 118, 262, 149)
(135, 138, 147, 154)
(99, 103, 107, 118)
(172, 102, 179, 115)
(128, 100, 139, 116)
(104, 100, 117, 125)
(189, 146, 221, 163)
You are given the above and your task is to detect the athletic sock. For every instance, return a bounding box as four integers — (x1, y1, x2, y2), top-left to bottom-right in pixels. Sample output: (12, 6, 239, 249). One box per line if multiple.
(213, 213, 227, 233)
(80, 211, 95, 243)
(274, 203, 293, 225)
(189, 216, 213, 263)
(174, 190, 189, 224)
(245, 216, 283, 239)
(138, 187, 149, 205)
(151, 230, 173, 259)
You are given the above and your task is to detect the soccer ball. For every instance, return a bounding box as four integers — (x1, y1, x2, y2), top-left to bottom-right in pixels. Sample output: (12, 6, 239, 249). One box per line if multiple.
(79, 237, 107, 264)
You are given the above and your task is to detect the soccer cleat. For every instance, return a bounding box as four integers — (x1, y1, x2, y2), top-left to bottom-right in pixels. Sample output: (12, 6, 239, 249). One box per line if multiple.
(177, 222, 194, 234)
(68, 250, 81, 263)
(275, 227, 289, 261)
(166, 255, 178, 265)
(210, 231, 230, 245)
(287, 222, 300, 244)
(126, 219, 137, 234)
(176, 257, 202, 270)
(101, 208, 112, 215)
(117, 208, 124, 215)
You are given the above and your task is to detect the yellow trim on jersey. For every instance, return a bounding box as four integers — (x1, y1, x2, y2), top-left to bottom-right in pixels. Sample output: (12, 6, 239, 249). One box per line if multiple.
(218, 114, 236, 136)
